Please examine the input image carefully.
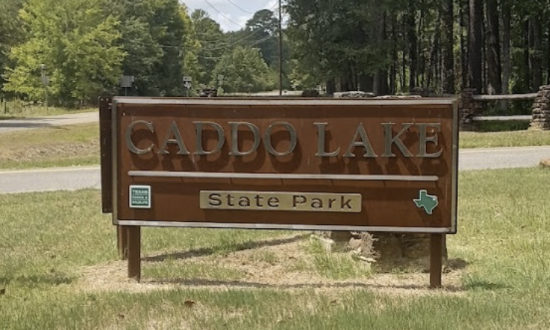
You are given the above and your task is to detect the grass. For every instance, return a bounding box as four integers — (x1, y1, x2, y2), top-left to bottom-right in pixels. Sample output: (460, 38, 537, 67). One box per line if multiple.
(0, 100, 94, 119)
(0, 123, 99, 169)
(469, 120, 530, 132)
(459, 129, 550, 148)
(307, 238, 372, 280)
(1, 168, 550, 328)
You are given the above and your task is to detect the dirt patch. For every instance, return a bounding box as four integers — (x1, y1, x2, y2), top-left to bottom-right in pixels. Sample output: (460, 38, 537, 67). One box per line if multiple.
(0, 141, 98, 163)
(77, 235, 465, 297)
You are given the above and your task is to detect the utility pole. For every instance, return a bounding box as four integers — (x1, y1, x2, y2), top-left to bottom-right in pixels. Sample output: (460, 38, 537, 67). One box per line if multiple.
(278, 0, 283, 96)
(40, 64, 48, 112)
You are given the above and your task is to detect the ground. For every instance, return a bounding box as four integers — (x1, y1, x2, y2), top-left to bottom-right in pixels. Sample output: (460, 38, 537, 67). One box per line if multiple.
(1, 168, 549, 328)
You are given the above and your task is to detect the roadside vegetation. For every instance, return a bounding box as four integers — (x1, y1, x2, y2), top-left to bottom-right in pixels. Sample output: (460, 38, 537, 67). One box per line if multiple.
(460, 129, 550, 148)
(0, 123, 99, 169)
(0, 168, 549, 328)
(0, 100, 95, 119)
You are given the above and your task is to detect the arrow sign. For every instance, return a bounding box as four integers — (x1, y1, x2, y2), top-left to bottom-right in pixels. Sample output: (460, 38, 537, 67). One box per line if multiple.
(413, 190, 438, 215)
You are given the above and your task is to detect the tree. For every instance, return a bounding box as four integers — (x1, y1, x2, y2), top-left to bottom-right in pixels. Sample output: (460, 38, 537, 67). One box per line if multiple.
(441, 0, 455, 93)
(147, 0, 186, 96)
(114, 0, 187, 96)
(243, 9, 279, 66)
(468, 0, 483, 93)
(406, 0, 417, 90)
(181, 5, 201, 95)
(501, 0, 512, 93)
(3, 0, 124, 104)
(287, 0, 393, 94)
(212, 46, 274, 93)
(485, 0, 501, 94)
(0, 0, 24, 97)
(191, 9, 225, 87)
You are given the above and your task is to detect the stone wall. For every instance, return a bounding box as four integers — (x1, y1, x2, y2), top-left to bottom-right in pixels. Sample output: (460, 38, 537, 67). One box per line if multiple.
(531, 85, 550, 130)
(458, 88, 483, 128)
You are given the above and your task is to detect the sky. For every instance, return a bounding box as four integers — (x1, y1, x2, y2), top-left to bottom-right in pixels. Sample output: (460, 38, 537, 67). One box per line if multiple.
(183, 0, 279, 32)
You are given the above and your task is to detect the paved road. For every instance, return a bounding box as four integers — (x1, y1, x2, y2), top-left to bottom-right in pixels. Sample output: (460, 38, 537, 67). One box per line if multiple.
(0, 146, 548, 194)
(0, 166, 100, 194)
(459, 146, 550, 170)
(0, 111, 98, 133)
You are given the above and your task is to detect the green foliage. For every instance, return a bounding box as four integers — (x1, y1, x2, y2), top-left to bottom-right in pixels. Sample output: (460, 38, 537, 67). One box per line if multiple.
(0, 0, 24, 96)
(213, 46, 274, 93)
(286, 0, 392, 92)
(191, 9, 225, 88)
(111, 0, 187, 96)
(3, 0, 124, 105)
(181, 6, 201, 95)
(243, 9, 279, 66)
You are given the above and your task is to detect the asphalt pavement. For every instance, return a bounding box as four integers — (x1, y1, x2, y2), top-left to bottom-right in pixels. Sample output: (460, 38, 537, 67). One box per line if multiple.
(459, 146, 550, 170)
(0, 166, 101, 194)
(0, 111, 98, 133)
(0, 146, 548, 194)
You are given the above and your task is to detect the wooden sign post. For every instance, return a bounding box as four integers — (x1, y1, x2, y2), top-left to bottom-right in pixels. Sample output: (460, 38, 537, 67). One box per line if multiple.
(100, 97, 458, 288)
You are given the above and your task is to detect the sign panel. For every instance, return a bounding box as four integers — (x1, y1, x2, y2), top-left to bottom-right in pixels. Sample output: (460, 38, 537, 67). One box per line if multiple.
(109, 98, 458, 233)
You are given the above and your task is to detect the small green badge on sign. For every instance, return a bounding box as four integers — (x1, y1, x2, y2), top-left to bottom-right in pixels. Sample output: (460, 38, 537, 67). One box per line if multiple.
(129, 185, 151, 209)
(413, 189, 438, 215)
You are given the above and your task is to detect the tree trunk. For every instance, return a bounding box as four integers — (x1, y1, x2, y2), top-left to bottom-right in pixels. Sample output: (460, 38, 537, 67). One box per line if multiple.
(501, 1, 511, 94)
(407, 0, 417, 91)
(468, 0, 483, 93)
(374, 11, 389, 96)
(530, 16, 543, 90)
(523, 19, 531, 91)
(442, 0, 455, 94)
(547, 24, 550, 85)
(485, 0, 501, 94)
(428, 11, 441, 91)
(460, 0, 469, 90)
(416, 10, 426, 88)
(390, 13, 398, 94)
(326, 79, 336, 95)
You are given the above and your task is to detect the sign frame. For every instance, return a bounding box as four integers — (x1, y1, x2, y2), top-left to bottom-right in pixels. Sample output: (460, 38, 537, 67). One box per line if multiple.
(107, 97, 458, 234)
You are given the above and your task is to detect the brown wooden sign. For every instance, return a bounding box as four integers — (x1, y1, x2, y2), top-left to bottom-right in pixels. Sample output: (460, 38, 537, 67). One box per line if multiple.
(103, 97, 458, 234)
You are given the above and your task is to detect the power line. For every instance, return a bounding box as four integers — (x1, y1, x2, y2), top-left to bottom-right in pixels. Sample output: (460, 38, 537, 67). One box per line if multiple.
(199, 30, 270, 52)
(197, 3, 281, 53)
(196, 35, 274, 60)
(224, 0, 254, 14)
(204, 0, 244, 28)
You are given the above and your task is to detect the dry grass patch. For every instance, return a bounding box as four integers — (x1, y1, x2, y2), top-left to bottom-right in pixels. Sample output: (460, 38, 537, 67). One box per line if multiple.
(77, 235, 465, 298)
(0, 123, 99, 169)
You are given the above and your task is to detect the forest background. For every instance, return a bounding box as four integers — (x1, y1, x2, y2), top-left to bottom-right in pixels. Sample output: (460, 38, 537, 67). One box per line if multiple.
(0, 0, 549, 106)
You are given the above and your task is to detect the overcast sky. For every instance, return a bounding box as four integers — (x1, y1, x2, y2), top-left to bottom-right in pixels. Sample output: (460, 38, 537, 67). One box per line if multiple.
(183, 0, 279, 32)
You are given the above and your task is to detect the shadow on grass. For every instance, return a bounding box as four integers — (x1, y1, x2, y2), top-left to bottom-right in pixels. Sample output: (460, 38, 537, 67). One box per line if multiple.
(464, 280, 509, 290)
(145, 277, 465, 292)
(143, 234, 310, 263)
(0, 273, 74, 286)
(444, 258, 469, 272)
